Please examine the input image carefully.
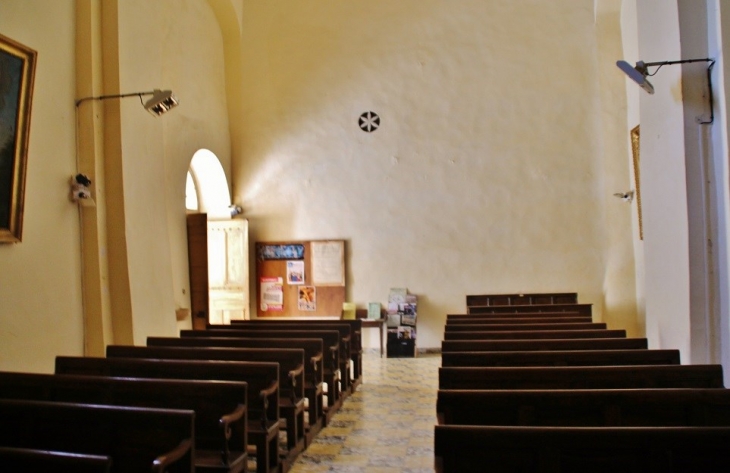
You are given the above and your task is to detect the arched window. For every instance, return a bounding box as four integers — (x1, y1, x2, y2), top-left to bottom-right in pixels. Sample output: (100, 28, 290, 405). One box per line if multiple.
(186, 149, 231, 218)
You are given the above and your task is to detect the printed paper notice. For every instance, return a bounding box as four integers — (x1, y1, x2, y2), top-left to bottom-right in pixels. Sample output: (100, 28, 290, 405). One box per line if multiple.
(260, 277, 283, 311)
(286, 260, 305, 285)
(311, 241, 345, 286)
(298, 286, 316, 311)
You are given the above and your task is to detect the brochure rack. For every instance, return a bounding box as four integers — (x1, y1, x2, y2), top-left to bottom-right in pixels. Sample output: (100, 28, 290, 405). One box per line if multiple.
(386, 288, 417, 358)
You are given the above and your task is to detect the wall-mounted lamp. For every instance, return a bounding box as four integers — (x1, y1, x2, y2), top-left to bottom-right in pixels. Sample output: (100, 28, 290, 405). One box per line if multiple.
(75, 89, 180, 116)
(613, 191, 634, 203)
(616, 58, 715, 124)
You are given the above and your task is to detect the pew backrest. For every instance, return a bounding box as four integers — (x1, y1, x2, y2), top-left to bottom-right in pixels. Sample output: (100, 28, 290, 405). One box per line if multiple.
(0, 398, 194, 473)
(148, 336, 324, 386)
(438, 365, 725, 390)
(106, 344, 304, 403)
(442, 329, 626, 340)
(440, 349, 681, 367)
(434, 425, 730, 473)
(446, 316, 594, 324)
(444, 322, 606, 331)
(467, 303, 592, 316)
(466, 292, 579, 307)
(441, 338, 649, 352)
(436, 388, 730, 426)
(55, 356, 279, 427)
(0, 370, 247, 463)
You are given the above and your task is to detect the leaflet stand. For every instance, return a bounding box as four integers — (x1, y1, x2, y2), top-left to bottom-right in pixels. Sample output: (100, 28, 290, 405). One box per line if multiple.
(386, 288, 417, 358)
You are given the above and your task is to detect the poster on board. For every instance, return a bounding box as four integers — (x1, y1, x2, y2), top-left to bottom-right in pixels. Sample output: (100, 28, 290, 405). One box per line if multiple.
(311, 241, 345, 286)
(298, 286, 316, 311)
(260, 277, 283, 311)
(286, 260, 305, 285)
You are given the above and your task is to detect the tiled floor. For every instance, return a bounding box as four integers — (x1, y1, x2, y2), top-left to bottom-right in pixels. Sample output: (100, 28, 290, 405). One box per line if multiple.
(289, 353, 440, 473)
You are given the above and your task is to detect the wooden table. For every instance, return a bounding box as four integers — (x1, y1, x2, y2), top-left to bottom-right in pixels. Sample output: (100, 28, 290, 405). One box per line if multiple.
(361, 318, 386, 357)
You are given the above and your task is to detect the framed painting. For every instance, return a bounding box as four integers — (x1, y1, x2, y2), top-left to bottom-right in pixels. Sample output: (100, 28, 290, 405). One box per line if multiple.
(0, 33, 37, 243)
(630, 125, 643, 240)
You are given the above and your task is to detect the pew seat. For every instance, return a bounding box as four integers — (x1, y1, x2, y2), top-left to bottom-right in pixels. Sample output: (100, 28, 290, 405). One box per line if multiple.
(0, 447, 112, 473)
(434, 425, 730, 473)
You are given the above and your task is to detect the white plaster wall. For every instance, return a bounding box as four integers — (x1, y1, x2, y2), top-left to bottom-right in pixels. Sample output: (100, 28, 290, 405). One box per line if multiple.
(0, 0, 84, 372)
(711, 0, 730, 371)
(636, 1, 692, 356)
(236, 0, 623, 349)
(117, 0, 231, 341)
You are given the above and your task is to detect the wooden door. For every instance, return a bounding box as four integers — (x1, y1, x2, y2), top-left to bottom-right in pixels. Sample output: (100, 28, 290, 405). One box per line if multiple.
(207, 218, 249, 324)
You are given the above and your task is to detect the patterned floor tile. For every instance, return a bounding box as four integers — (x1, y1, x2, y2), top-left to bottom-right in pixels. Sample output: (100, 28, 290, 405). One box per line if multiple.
(288, 353, 440, 471)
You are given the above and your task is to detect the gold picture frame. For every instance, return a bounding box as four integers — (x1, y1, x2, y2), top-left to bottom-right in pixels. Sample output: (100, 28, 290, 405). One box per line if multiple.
(630, 125, 643, 240)
(0, 33, 37, 243)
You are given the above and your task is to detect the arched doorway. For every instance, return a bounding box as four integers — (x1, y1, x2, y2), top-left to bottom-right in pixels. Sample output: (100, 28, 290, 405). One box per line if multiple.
(186, 149, 249, 329)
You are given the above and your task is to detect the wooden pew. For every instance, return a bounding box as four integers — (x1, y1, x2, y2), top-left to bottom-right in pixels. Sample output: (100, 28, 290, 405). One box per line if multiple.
(184, 329, 342, 417)
(467, 303, 592, 316)
(437, 388, 730, 426)
(219, 321, 355, 395)
(148, 336, 325, 440)
(0, 398, 194, 473)
(447, 316, 594, 324)
(229, 319, 365, 391)
(444, 322, 607, 331)
(448, 312, 588, 320)
(466, 292, 579, 307)
(443, 329, 626, 340)
(441, 349, 681, 367)
(442, 338, 649, 352)
(434, 425, 730, 473)
(55, 357, 280, 473)
(0, 371, 248, 473)
(438, 365, 725, 390)
(105, 345, 305, 464)
(0, 447, 112, 473)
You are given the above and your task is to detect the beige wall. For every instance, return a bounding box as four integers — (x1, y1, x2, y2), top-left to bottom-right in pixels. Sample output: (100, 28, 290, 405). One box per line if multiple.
(0, 0, 83, 372)
(0, 0, 643, 366)
(235, 0, 637, 349)
(115, 0, 231, 342)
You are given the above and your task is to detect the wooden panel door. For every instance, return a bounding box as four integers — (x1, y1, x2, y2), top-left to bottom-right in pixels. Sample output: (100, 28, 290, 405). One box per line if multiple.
(207, 219, 249, 324)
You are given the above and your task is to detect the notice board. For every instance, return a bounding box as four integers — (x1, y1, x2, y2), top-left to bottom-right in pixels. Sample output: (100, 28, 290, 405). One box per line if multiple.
(255, 239, 346, 318)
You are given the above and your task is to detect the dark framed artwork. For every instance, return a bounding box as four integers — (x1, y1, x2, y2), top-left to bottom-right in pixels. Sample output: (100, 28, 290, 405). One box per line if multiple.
(0, 33, 37, 243)
(630, 125, 643, 240)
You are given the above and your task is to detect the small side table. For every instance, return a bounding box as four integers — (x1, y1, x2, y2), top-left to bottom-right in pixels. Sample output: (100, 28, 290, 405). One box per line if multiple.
(361, 318, 386, 358)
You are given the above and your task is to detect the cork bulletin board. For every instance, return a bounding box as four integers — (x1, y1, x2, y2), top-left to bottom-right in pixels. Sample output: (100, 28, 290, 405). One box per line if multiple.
(255, 240, 346, 318)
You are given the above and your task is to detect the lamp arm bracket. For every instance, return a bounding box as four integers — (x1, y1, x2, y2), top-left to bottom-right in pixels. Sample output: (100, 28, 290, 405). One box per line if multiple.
(75, 90, 157, 107)
(643, 58, 714, 68)
(641, 58, 715, 125)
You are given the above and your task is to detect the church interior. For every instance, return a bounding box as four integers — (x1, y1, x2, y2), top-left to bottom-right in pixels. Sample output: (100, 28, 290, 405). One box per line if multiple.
(2, 1, 730, 471)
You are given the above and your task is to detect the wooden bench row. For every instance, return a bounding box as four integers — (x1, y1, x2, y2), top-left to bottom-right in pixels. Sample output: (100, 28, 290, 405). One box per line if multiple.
(0, 318, 360, 473)
(435, 293, 730, 472)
